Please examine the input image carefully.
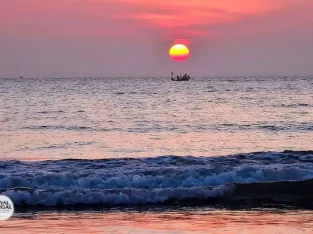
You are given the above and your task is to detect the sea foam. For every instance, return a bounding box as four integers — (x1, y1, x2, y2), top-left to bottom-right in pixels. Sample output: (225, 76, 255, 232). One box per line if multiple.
(1, 151, 313, 207)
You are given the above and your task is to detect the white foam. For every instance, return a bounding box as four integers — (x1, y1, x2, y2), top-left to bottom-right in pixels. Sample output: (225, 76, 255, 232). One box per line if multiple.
(3, 185, 230, 206)
(0, 163, 313, 190)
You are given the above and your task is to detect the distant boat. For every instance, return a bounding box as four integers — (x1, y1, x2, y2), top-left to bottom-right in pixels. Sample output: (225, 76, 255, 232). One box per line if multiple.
(20, 76, 24, 79)
(171, 72, 190, 81)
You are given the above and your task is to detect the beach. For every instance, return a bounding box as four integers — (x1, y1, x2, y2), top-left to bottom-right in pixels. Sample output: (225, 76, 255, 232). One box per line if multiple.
(4, 208, 313, 233)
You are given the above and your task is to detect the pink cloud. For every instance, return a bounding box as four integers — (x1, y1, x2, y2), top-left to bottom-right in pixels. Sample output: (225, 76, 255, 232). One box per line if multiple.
(114, 0, 297, 37)
(1, 0, 312, 39)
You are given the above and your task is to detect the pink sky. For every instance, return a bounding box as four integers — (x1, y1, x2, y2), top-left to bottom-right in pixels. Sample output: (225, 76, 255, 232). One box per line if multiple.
(1, 0, 313, 77)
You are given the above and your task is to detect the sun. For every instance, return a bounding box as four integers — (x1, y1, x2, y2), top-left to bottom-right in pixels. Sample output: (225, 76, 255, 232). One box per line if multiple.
(169, 44, 190, 61)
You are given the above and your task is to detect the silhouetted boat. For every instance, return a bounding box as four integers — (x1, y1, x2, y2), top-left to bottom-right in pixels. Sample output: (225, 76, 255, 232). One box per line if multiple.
(171, 72, 190, 81)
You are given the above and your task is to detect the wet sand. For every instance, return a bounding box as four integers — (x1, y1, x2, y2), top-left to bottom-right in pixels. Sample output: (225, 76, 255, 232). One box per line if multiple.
(2, 208, 313, 234)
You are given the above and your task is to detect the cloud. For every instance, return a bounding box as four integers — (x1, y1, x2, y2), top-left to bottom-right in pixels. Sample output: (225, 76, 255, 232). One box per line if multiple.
(1, 0, 312, 39)
(116, 0, 288, 36)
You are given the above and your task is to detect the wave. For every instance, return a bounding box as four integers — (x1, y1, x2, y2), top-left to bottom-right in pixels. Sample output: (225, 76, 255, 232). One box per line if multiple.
(281, 103, 312, 108)
(22, 125, 120, 132)
(1, 150, 313, 208)
(0, 185, 229, 206)
(2, 179, 313, 207)
(22, 122, 313, 133)
(37, 110, 64, 114)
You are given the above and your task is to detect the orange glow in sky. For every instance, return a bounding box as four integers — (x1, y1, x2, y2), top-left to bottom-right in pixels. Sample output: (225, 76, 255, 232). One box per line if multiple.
(169, 44, 190, 61)
(122, 0, 289, 37)
(0, 0, 313, 77)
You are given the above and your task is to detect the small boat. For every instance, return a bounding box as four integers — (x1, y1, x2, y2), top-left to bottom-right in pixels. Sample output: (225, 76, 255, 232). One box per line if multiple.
(171, 72, 190, 81)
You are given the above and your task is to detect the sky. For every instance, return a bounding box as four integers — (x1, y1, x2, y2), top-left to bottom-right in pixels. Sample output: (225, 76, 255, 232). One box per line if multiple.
(1, 0, 313, 77)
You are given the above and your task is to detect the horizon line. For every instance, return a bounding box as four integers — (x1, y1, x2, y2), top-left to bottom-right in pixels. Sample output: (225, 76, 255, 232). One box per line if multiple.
(1, 75, 313, 79)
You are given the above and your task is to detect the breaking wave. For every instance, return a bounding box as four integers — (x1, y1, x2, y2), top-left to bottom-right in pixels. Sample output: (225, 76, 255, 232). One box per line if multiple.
(1, 150, 313, 208)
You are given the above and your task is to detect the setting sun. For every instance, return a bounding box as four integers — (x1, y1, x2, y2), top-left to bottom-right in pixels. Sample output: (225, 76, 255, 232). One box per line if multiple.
(169, 44, 190, 61)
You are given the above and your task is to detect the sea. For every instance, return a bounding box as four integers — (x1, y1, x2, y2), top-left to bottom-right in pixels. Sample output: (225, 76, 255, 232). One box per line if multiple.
(1, 76, 313, 233)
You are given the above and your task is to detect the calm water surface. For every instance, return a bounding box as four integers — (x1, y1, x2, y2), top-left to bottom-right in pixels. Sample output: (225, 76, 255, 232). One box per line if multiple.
(1, 76, 313, 160)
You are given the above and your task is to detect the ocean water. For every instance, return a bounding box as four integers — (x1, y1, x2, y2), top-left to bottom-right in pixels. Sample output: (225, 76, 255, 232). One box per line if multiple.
(1, 76, 313, 160)
(1, 76, 313, 232)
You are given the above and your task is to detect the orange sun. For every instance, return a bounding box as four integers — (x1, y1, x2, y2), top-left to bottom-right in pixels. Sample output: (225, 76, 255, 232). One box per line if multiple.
(169, 44, 190, 61)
